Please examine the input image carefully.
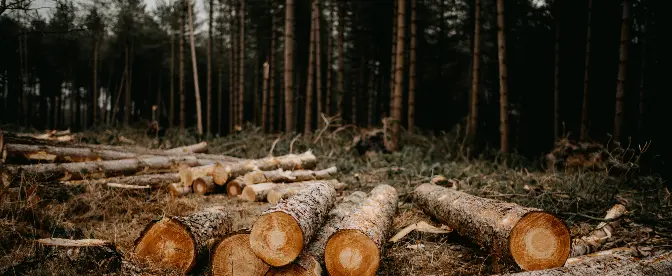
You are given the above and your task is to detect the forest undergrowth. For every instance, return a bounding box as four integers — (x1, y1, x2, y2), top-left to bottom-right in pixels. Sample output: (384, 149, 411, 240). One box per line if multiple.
(1, 123, 670, 275)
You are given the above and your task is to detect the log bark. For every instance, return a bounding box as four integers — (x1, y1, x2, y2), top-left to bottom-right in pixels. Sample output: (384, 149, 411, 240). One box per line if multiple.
(266, 179, 346, 205)
(134, 206, 232, 273)
(325, 184, 398, 276)
(1, 155, 215, 186)
(63, 173, 180, 188)
(267, 191, 368, 276)
(503, 251, 672, 276)
(1, 131, 74, 147)
(226, 176, 246, 196)
(250, 181, 337, 266)
(169, 182, 192, 197)
(211, 233, 270, 276)
(164, 141, 208, 154)
(35, 238, 122, 274)
(414, 184, 571, 271)
(570, 204, 627, 257)
(243, 166, 338, 186)
(212, 151, 317, 185)
(241, 182, 278, 202)
(193, 176, 216, 195)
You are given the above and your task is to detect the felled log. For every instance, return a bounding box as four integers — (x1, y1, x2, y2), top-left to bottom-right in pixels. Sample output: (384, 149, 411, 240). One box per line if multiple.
(414, 183, 571, 271)
(324, 185, 398, 276)
(250, 181, 337, 266)
(1, 130, 75, 147)
(180, 164, 217, 187)
(266, 180, 347, 205)
(565, 247, 637, 266)
(193, 176, 216, 195)
(503, 251, 672, 276)
(134, 206, 232, 273)
(168, 183, 192, 197)
(36, 238, 122, 274)
(163, 141, 208, 154)
(267, 191, 368, 276)
(570, 204, 627, 257)
(226, 176, 246, 196)
(1, 155, 212, 186)
(106, 183, 151, 190)
(211, 233, 270, 276)
(64, 173, 180, 188)
(212, 151, 317, 185)
(240, 183, 278, 202)
(243, 166, 338, 186)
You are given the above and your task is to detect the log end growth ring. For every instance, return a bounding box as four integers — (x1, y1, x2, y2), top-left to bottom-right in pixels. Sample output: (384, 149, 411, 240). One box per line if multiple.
(133, 218, 197, 273)
(509, 211, 571, 271)
(211, 234, 270, 276)
(324, 229, 380, 276)
(250, 211, 303, 267)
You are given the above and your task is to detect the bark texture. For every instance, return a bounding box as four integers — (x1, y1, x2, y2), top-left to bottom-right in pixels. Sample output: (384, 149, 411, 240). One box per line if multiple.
(193, 176, 215, 195)
(250, 181, 337, 266)
(134, 206, 232, 273)
(413, 183, 570, 271)
(325, 185, 397, 276)
(211, 233, 270, 276)
(36, 238, 122, 274)
(243, 166, 337, 186)
(389, 0, 405, 152)
(570, 204, 627, 257)
(503, 252, 672, 276)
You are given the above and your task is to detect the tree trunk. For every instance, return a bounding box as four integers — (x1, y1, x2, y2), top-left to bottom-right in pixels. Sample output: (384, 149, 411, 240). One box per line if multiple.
(207, 0, 213, 135)
(93, 39, 99, 126)
(414, 184, 571, 271)
(638, 21, 646, 140)
(389, 0, 397, 117)
(170, 26, 175, 129)
(570, 204, 627, 257)
(254, 54, 260, 126)
(218, 7, 224, 136)
(187, 0, 204, 137)
(269, 7, 277, 132)
(133, 207, 232, 274)
(496, 0, 510, 153)
(238, 0, 246, 127)
(211, 233, 270, 276)
(315, 0, 323, 129)
(579, 0, 592, 141)
(613, 0, 630, 142)
(324, 185, 397, 276)
(503, 252, 672, 276)
(267, 191, 367, 275)
(124, 43, 131, 127)
(469, 0, 481, 139)
(284, 0, 295, 132)
(407, 0, 417, 132)
(212, 151, 317, 185)
(36, 238, 121, 274)
(326, 0, 333, 116)
(389, 0, 405, 152)
(250, 181, 337, 266)
(554, 20, 560, 141)
(262, 62, 270, 132)
(64, 173, 180, 189)
(229, 0, 236, 132)
(304, 1, 317, 135)
(336, 1, 345, 117)
(243, 166, 337, 186)
(266, 180, 346, 205)
(193, 176, 215, 195)
(180, 0, 186, 135)
(240, 182, 277, 202)
(367, 60, 375, 128)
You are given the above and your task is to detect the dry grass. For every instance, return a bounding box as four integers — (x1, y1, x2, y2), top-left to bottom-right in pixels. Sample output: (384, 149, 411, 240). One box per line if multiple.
(1, 124, 670, 275)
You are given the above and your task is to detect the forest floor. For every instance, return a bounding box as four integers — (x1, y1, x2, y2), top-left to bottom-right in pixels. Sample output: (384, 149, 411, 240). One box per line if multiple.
(1, 123, 671, 275)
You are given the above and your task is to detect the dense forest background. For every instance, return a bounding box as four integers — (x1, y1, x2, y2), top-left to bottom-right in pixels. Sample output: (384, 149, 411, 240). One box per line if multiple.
(0, 0, 670, 175)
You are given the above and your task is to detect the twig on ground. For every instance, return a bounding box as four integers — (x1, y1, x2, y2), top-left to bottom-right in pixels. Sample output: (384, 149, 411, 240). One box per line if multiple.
(562, 212, 626, 222)
(269, 135, 282, 157)
(289, 133, 302, 154)
(313, 113, 332, 144)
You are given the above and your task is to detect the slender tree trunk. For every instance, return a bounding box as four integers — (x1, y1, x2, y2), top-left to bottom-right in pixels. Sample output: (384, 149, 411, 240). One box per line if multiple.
(496, 0, 509, 153)
(315, 0, 322, 129)
(638, 21, 646, 140)
(304, 1, 317, 135)
(269, 6, 276, 133)
(336, 1, 344, 117)
(408, 0, 417, 132)
(469, 0, 481, 140)
(367, 60, 375, 128)
(554, 20, 560, 141)
(326, 0, 333, 116)
(390, 0, 405, 152)
(124, 43, 131, 127)
(207, 0, 214, 135)
(229, 0, 235, 132)
(389, 0, 397, 117)
(93, 39, 98, 126)
(218, 0, 224, 135)
(238, 0, 245, 127)
(187, 0, 204, 137)
(180, 0, 186, 135)
(253, 54, 259, 125)
(170, 25, 175, 129)
(580, 0, 592, 141)
(284, 0, 295, 132)
(613, 0, 630, 142)
(262, 61, 269, 132)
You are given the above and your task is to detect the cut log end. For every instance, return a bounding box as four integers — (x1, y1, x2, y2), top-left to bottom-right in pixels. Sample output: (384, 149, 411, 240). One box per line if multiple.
(267, 257, 321, 276)
(193, 176, 215, 195)
(509, 211, 571, 271)
(133, 217, 197, 273)
(211, 234, 270, 276)
(250, 211, 304, 267)
(226, 177, 245, 196)
(168, 183, 192, 197)
(325, 229, 380, 276)
(213, 163, 229, 185)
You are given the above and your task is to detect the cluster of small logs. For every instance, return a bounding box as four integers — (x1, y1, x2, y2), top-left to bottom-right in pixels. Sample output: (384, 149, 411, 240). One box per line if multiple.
(544, 137, 641, 175)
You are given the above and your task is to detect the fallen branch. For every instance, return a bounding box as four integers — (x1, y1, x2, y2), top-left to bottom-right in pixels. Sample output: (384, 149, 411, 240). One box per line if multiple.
(36, 238, 122, 274)
(212, 151, 318, 185)
(63, 173, 180, 189)
(243, 166, 338, 186)
(106, 183, 151, 190)
(570, 204, 628, 257)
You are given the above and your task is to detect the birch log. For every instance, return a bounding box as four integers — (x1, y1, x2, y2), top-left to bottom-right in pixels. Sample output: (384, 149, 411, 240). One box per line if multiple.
(413, 183, 571, 271)
(226, 176, 246, 196)
(241, 183, 278, 202)
(324, 184, 398, 276)
(243, 166, 338, 186)
(134, 206, 232, 273)
(503, 251, 672, 276)
(212, 151, 317, 185)
(36, 238, 122, 274)
(1, 155, 211, 186)
(266, 179, 346, 205)
(267, 191, 367, 276)
(570, 204, 627, 257)
(169, 183, 192, 197)
(193, 176, 216, 195)
(63, 173, 180, 188)
(249, 181, 337, 266)
(211, 233, 270, 276)
(163, 141, 208, 154)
